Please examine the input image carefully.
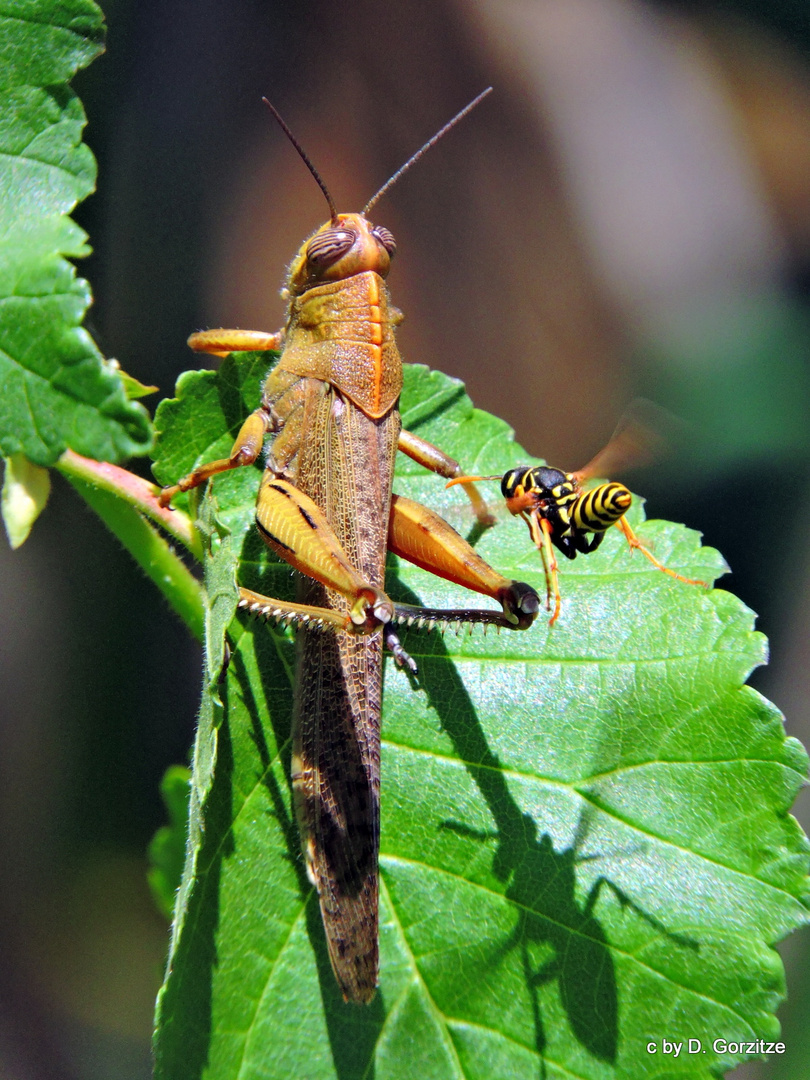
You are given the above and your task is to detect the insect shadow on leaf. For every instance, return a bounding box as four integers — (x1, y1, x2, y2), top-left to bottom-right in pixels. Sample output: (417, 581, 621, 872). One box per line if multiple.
(439, 807, 700, 1068)
(388, 573, 698, 1069)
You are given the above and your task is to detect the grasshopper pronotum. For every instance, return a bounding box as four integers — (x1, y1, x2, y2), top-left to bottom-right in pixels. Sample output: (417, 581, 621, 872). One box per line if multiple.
(160, 90, 540, 1003)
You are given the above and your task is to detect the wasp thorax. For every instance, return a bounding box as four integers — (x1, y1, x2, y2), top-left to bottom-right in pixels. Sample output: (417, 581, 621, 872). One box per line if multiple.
(535, 467, 569, 492)
(288, 213, 395, 294)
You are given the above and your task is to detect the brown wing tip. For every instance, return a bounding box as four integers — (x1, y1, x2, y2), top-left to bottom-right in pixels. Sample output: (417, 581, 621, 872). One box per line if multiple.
(330, 938, 379, 1004)
(320, 879, 380, 1004)
(340, 977, 378, 1005)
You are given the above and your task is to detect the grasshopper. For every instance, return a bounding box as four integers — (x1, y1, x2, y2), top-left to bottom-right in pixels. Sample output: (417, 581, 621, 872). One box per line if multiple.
(159, 90, 540, 1003)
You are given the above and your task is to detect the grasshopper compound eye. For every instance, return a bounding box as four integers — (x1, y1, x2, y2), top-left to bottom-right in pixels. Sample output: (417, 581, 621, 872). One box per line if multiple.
(371, 226, 396, 256)
(306, 228, 356, 267)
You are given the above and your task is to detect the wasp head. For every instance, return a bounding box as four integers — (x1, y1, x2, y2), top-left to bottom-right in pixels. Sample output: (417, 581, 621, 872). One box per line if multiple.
(501, 466, 578, 515)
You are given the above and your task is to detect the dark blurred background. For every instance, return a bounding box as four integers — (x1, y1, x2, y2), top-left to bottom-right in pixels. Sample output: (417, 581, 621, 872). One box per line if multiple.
(2, 0, 810, 1075)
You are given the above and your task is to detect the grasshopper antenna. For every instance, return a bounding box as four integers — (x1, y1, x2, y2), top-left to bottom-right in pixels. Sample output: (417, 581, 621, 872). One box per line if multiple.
(362, 87, 493, 215)
(262, 97, 338, 224)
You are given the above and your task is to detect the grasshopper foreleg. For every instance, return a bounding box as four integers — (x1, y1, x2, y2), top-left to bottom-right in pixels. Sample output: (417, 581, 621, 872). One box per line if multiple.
(187, 328, 284, 357)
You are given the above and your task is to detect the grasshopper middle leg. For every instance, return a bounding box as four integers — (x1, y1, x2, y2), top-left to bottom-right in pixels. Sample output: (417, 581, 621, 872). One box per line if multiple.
(398, 428, 495, 527)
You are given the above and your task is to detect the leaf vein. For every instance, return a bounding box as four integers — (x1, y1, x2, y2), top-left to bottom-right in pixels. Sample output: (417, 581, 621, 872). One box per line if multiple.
(379, 876, 468, 1080)
(445, 1017, 589, 1080)
(382, 853, 759, 1031)
(0, 147, 84, 180)
(574, 789, 807, 910)
(234, 898, 311, 1080)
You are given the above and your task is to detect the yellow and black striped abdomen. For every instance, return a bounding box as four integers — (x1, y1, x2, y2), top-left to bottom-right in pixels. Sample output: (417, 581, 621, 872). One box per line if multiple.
(571, 482, 632, 533)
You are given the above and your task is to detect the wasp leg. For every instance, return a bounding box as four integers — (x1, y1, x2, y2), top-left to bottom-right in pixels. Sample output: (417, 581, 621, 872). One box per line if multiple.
(388, 494, 539, 630)
(187, 328, 284, 357)
(615, 517, 707, 587)
(158, 407, 270, 507)
(578, 530, 604, 556)
(524, 511, 562, 626)
(255, 473, 394, 630)
(397, 429, 494, 527)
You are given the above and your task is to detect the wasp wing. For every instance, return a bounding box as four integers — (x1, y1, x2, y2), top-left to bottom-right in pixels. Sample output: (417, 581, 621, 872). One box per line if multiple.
(571, 398, 685, 483)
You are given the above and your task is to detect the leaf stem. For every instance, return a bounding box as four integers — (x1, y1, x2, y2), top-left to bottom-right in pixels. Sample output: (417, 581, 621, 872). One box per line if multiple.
(57, 450, 205, 641)
(58, 449, 203, 559)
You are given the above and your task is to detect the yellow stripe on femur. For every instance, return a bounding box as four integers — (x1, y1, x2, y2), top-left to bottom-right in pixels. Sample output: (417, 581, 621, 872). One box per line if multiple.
(571, 482, 632, 532)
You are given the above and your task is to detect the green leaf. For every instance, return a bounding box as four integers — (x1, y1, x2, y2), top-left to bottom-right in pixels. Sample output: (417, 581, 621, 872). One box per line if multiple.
(160, 485, 239, 977)
(148, 765, 192, 920)
(153, 354, 809, 1079)
(115, 366, 159, 400)
(0, 0, 153, 466)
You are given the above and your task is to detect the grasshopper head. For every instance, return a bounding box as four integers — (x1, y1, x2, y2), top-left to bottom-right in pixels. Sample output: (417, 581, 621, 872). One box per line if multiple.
(286, 213, 396, 295)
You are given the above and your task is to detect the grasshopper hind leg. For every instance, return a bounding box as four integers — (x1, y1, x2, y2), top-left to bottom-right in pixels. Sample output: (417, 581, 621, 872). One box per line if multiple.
(388, 494, 540, 631)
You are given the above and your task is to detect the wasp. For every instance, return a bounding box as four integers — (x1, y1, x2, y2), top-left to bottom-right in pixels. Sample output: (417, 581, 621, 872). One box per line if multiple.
(449, 404, 707, 625)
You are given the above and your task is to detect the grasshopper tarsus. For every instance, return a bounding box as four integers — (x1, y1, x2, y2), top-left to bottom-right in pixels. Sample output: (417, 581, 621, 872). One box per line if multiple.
(383, 625, 418, 674)
(157, 484, 179, 508)
(392, 593, 539, 634)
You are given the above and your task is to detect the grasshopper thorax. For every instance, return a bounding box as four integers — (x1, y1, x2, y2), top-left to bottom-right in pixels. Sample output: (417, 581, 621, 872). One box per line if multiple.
(286, 212, 397, 297)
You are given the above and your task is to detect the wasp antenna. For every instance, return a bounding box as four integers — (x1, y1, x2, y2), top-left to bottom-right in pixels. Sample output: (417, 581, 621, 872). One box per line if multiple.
(262, 97, 338, 224)
(362, 87, 493, 215)
(445, 474, 501, 489)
